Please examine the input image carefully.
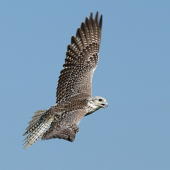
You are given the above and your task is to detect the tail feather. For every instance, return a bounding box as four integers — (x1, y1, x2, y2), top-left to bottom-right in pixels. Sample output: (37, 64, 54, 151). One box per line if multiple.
(24, 110, 47, 131)
(28, 110, 47, 125)
(23, 110, 53, 149)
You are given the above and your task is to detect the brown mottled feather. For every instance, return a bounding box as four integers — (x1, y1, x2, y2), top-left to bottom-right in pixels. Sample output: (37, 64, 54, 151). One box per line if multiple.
(56, 12, 103, 103)
(41, 109, 86, 142)
(23, 12, 104, 148)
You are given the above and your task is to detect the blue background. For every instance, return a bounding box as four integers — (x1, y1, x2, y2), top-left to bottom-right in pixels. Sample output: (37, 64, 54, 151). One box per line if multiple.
(1, 1, 170, 169)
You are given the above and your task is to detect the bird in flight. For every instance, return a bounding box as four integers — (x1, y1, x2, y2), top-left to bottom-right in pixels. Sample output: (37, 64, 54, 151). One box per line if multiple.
(23, 11, 108, 149)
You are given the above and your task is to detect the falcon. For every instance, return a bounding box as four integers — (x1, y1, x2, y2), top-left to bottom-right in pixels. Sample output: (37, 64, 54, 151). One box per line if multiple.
(23, 12, 108, 149)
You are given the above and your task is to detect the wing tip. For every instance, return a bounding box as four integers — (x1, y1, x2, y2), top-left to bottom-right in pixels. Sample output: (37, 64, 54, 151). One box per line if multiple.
(99, 14, 103, 29)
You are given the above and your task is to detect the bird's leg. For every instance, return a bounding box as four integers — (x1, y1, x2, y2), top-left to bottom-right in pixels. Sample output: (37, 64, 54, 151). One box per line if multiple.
(72, 123, 79, 133)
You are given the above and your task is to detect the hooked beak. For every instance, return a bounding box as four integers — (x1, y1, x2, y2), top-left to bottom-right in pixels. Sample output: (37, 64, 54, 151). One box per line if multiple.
(101, 102, 108, 109)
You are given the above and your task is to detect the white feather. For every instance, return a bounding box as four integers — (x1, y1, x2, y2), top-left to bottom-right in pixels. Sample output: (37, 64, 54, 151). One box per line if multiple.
(23, 118, 53, 149)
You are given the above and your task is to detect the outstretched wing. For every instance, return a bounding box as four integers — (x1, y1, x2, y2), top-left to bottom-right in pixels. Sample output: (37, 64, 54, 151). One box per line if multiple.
(56, 12, 103, 103)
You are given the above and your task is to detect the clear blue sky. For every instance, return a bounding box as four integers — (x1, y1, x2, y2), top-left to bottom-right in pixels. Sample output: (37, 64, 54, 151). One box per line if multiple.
(1, 1, 170, 170)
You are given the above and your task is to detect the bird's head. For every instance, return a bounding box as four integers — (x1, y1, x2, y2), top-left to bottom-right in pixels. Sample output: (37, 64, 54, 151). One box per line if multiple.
(88, 96, 108, 109)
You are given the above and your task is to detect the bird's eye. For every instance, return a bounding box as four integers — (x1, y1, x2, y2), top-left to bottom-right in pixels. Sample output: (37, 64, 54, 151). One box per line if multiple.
(99, 99, 103, 102)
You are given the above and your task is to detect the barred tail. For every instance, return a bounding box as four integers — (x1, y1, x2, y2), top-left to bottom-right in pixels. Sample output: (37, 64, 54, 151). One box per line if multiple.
(23, 110, 53, 149)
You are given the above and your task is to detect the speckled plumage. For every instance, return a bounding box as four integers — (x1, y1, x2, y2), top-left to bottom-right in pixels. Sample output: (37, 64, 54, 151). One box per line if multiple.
(23, 12, 108, 149)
